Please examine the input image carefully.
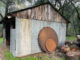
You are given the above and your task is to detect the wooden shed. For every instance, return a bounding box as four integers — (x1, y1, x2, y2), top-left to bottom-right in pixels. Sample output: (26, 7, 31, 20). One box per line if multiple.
(2, 2, 69, 57)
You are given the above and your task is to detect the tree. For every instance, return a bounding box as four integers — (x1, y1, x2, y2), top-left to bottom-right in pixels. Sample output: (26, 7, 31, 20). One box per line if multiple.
(0, 0, 32, 37)
(0, 0, 14, 20)
(34, 0, 48, 5)
(0, 0, 32, 21)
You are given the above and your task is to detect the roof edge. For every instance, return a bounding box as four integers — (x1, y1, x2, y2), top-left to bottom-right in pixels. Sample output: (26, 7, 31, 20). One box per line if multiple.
(8, 1, 70, 23)
(8, 2, 50, 14)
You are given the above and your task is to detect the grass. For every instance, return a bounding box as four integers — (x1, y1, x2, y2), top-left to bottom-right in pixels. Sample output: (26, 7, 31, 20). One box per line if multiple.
(55, 57, 65, 60)
(1, 36, 77, 60)
(4, 50, 19, 60)
(0, 37, 3, 43)
(66, 36, 77, 41)
(4, 50, 38, 60)
(3, 49, 65, 60)
(4, 50, 54, 60)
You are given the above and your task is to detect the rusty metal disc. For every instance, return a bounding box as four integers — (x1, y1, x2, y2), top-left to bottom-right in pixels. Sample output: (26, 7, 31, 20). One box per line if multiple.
(45, 39, 57, 52)
(38, 27, 58, 53)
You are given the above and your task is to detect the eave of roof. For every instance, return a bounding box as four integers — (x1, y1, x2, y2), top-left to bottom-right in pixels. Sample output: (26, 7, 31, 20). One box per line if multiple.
(7, 1, 70, 23)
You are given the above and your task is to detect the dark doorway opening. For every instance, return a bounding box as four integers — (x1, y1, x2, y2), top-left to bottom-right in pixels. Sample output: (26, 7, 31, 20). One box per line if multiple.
(4, 17, 15, 49)
(5, 22, 10, 48)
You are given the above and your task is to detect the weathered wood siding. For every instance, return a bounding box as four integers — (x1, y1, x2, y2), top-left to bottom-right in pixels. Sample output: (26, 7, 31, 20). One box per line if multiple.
(12, 4, 66, 23)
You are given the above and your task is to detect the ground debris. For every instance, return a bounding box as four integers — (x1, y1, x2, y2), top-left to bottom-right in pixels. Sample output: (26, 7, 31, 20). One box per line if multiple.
(66, 51, 80, 56)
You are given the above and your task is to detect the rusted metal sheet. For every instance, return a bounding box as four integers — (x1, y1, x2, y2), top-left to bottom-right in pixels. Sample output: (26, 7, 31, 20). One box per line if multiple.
(12, 4, 66, 23)
(46, 39, 57, 52)
(38, 27, 58, 53)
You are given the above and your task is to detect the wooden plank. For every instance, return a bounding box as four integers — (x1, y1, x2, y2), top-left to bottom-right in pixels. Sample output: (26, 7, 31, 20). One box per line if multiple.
(50, 5, 52, 21)
(27, 9, 31, 19)
(57, 13, 61, 22)
(31, 8, 34, 19)
(47, 4, 49, 21)
(38, 6, 42, 20)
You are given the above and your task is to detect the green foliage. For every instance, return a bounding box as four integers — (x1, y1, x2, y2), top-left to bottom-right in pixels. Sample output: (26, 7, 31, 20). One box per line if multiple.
(13, 0, 32, 4)
(62, 4, 74, 20)
(0, 38, 3, 43)
(58, 1, 80, 35)
(0, 1, 6, 18)
(4, 50, 19, 60)
(55, 57, 65, 60)
(35, 0, 49, 5)
(4, 50, 39, 60)
(66, 36, 77, 41)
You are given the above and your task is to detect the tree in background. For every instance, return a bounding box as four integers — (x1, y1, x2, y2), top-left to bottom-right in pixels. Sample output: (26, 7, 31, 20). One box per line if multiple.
(0, 0, 32, 37)
(0, 0, 32, 19)
(34, 0, 48, 5)
(0, 0, 80, 36)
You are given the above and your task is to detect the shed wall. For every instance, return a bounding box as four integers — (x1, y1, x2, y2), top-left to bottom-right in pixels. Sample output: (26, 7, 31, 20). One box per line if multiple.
(31, 19, 66, 54)
(8, 18, 66, 57)
(15, 18, 31, 57)
(10, 29, 16, 55)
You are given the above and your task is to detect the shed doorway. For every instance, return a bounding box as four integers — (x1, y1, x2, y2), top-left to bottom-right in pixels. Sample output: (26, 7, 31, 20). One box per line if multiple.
(5, 22, 10, 48)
